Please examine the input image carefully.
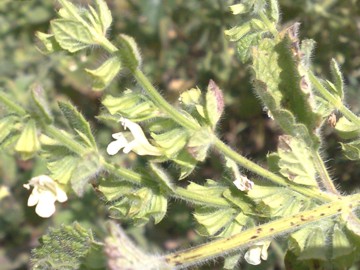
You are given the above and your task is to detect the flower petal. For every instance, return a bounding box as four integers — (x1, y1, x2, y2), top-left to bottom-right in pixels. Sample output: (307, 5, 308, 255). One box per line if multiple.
(27, 189, 39, 206)
(55, 186, 68, 203)
(107, 137, 128, 155)
(244, 246, 262, 265)
(35, 191, 56, 218)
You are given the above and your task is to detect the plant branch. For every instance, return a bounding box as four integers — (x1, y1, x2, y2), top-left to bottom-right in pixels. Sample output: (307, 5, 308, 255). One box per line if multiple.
(132, 69, 200, 130)
(164, 195, 358, 268)
(212, 136, 335, 202)
(43, 124, 229, 208)
(43, 125, 87, 155)
(312, 151, 339, 194)
(94, 36, 336, 203)
(309, 71, 360, 127)
(0, 92, 27, 116)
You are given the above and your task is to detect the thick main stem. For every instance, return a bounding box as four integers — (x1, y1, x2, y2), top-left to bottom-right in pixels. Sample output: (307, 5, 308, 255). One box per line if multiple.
(165, 195, 357, 268)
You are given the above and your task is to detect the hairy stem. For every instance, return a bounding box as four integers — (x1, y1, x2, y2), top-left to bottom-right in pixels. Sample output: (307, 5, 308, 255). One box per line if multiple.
(43, 125, 229, 207)
(164, 195, 358, 268)
(213, 136, 335, 202)
(309, 71, 360, 126)
(95, 36, 335, 203)
(0, 92, 27, 116)
(312, 151, 339, 194)
(44, 125, 87, 155)
(133, 69, 200, 130)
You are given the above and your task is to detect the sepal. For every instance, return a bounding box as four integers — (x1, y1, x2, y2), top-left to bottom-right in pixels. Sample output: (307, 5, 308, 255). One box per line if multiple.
(58, 101, 97, 149)
(99, 177, 167, 226)
(116, 34, 142, 71)
(340, 140, 360, 161)
(102, 90, 161, 121)
(85, 57, 122, 91)
(30, 84, 53, 124)
(335, 117, 360, 139)
(15, 120, 41, 160)
(187, 128, 212, 161)
(205, 80, 224, 128)
(35, 32, 62, 54)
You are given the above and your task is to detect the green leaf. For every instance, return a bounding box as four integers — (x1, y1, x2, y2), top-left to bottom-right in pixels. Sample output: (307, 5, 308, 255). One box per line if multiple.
(225, 19, 265, 42)
(30, 84, 53, 124)
(47, 155, 79, 185)
(0, 91, 27, 116)
(332, 224, 354, 259)
(171, 149, 197, 180)
(179, 87, 206, 119)
(248, 183, 313, 218)
(229, 3, 253, 15)
(187, 128, 212, 161)
(31, 223, 102, 270)
(222, 189, 254, 214)
(205, 80, 224, 128)
(335, 117, 360, 140)
(51, 19, 94, 53)
(277, 135, 318, 186)
(58, 101, 97, 149)
(236, 31, 264, 63)
(340, 140, 360, 161)
(148, 162, 174, 191)
(98, 178, 134, 201)
(0, 115, 18, 144)
(330, 59, 344, 100)
(194, 207, 239, 236)
(190, 180, 253, 237)
(186, 179, 226, 200)
(252, 36, 321, 144)
(70, 153, 101, 196)
(108, 187, 167, 226)
(116, 34, 142, 71)
(35, 32, 62, 54)
(268, 0, 280, 23)
(94, 0, 112, 34)
(57, 0, 82, 21)
(223, 254, 240, 269)
(289, 225, 328, 261)
(85, 56, 122, 91)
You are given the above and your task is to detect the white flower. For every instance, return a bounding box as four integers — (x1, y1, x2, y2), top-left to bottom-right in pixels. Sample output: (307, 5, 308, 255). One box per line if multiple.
(244, 241, 271, 265)
(107, 117, 162, 156)
(23, 175, 67, 218)
(233, 175, 254, 191)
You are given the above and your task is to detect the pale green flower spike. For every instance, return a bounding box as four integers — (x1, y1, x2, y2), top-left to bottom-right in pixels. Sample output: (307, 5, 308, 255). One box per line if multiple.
(23, 175, 67, 218)
(244, 241, 271, 265)
(107, 117, 162, 156)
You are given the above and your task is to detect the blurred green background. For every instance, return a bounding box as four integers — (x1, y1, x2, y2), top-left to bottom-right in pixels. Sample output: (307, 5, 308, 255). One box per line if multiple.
(0, 0, 359, 269)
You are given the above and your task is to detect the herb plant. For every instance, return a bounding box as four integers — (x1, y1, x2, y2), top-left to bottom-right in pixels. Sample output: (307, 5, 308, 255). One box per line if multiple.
(1, 0, 360, 269)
